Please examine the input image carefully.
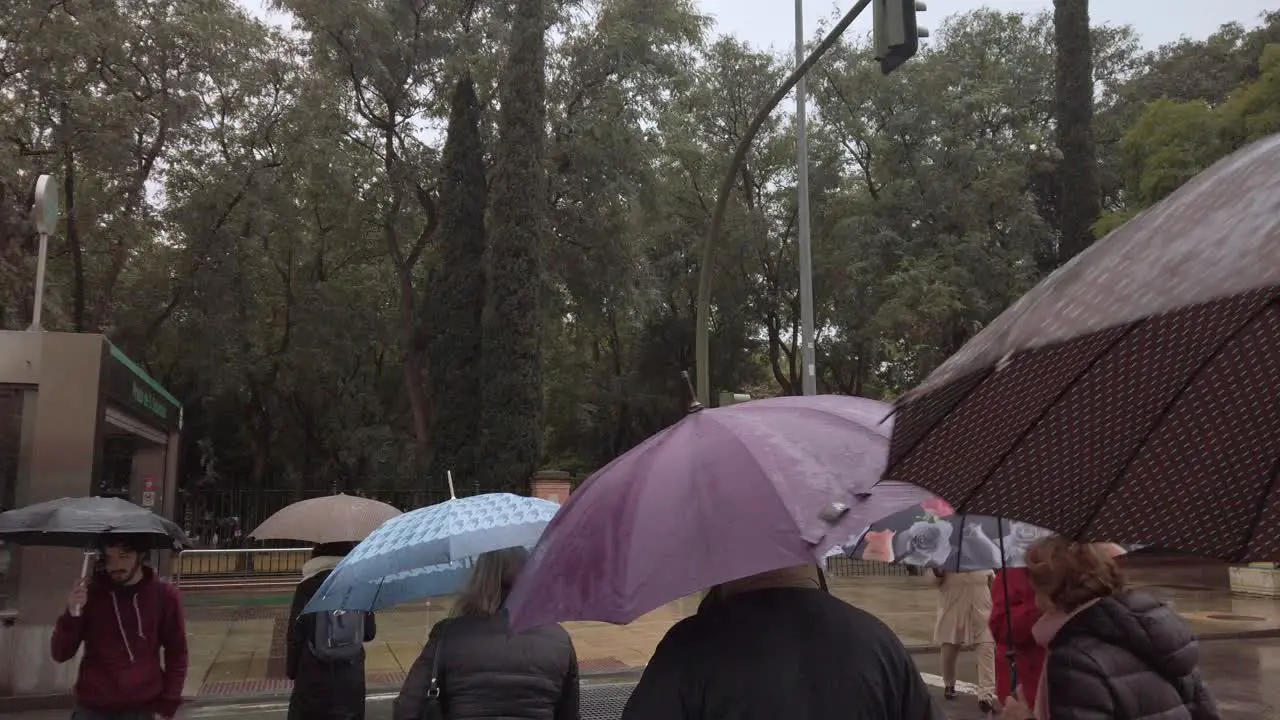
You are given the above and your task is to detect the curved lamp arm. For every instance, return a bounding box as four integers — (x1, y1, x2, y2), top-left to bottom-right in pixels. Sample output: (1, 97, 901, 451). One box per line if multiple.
(694, 0, 873, 405)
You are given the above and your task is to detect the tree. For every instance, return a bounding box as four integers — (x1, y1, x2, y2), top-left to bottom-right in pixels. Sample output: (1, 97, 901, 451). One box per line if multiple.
(1096, 42, 1280, 236)
(1053, 0, 1101, 265)
(476, 0, 550, 490)
(423, 73, 487, 484)
(277, 0, 443, 464)
(5, 0, 1270, 498)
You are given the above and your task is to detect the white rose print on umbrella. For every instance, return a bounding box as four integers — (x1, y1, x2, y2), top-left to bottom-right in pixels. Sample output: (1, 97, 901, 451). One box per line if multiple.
(847, 498, 1124, 571)
(1001, 521, 1055, 567)
(895, 518, 955, 566)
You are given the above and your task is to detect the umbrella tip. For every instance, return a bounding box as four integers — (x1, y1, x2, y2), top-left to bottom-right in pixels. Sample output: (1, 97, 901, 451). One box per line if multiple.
(820, 502, 850, 523)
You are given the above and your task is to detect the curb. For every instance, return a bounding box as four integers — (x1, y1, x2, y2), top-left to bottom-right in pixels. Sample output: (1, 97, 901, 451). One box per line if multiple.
(7, 629, 1276, 713)
(184, 670, 656, 708)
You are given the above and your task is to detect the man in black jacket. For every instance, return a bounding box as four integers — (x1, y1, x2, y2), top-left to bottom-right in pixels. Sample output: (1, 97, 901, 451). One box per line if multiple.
(622, 564, 941, 720)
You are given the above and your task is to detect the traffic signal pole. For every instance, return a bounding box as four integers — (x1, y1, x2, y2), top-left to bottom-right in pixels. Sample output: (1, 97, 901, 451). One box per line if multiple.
(694, 0, 926, 405)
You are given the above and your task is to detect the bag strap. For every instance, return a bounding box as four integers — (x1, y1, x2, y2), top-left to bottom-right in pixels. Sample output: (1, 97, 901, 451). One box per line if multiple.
(426, 625, 446, 699)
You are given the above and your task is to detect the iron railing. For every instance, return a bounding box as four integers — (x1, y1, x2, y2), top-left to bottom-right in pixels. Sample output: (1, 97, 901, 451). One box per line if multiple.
(581, 682, 639, 720)
(176, 487, 508, 549)
(824, 556, 919, 578)
(173, 547, 312, 588)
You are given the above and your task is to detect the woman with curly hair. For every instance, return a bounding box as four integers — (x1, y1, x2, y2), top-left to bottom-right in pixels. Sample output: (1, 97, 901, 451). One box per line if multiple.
(1000, 537, 1218, 720)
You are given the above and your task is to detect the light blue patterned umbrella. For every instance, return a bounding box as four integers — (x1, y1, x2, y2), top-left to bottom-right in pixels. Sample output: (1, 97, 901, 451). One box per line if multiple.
(305, 557, 475, 613)
(303, 492, 560, 613)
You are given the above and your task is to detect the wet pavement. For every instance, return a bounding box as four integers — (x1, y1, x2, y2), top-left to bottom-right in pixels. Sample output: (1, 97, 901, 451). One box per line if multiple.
(13, 639, 1278, 719)
(172, 567, 1280, 699)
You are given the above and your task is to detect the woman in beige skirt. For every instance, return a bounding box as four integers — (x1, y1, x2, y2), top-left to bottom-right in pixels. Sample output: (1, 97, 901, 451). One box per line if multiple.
(934, 569, 997, 711)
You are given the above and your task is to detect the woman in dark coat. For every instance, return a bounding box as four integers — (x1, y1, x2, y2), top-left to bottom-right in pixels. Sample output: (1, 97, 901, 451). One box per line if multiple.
(989, 566, 1045, 709)
(287, 542, 377, 720)
(392, 546, 579, 720)
(1000, 537, 1218, 720)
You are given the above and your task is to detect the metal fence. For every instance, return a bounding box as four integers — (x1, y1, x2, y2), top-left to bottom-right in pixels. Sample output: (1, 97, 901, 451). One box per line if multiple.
(824, 556, 919, 578)
(173, 489, 914, 583)
(173, 547, 313, 585)
(582, 682, 639, 720)
(176, 487, 506, 549)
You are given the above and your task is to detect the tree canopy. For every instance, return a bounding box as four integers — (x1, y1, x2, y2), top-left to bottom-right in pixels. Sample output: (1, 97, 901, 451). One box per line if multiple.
(2, 1, 1276, 494)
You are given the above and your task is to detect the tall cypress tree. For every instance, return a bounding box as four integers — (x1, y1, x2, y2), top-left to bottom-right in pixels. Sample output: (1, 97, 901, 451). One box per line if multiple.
(423, 73, 487, 486)
(1053, 0, 1100, 265)
(476, 0, 548, 491)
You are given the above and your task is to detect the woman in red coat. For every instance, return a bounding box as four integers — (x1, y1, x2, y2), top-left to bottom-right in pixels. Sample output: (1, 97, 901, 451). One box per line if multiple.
(988, 567, 1045, 709)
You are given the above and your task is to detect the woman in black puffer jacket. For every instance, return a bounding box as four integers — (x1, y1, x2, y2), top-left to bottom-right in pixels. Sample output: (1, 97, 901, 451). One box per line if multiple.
(392, 546, 579, 720)
(1000, 537, 1219, 720)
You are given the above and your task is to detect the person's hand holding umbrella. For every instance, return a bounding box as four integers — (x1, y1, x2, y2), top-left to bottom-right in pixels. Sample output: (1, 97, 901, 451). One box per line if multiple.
(66, 578, 88, 617)
(999, 689, 1034, 720)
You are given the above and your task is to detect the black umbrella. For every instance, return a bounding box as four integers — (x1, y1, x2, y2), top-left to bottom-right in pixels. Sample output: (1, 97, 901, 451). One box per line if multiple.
(885, 132, 1280, 562)
(0, 496, 193, 550)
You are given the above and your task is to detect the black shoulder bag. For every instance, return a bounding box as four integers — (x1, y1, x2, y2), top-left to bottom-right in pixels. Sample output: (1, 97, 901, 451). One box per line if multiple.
(420, 630, 446, 720)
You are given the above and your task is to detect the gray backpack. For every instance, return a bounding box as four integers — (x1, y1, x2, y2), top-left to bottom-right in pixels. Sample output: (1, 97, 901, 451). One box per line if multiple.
(308, 609, 367, 663)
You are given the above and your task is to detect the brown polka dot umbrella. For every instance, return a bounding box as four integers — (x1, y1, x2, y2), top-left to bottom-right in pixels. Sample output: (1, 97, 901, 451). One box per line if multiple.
(884, 133, 1280, 563)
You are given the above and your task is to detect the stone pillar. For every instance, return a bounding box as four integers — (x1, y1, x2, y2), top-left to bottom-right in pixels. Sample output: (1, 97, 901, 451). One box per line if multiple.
(7, 332, 106, 696)
(530, 470, 573, 505)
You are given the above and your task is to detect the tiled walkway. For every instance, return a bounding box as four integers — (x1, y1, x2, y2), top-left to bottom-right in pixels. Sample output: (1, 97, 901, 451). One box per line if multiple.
(183, 571, 1280, 698)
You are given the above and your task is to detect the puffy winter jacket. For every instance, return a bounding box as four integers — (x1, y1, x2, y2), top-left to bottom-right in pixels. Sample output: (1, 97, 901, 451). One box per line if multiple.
(392, 614, 578, 720)
(1044, 591, 1219, 720)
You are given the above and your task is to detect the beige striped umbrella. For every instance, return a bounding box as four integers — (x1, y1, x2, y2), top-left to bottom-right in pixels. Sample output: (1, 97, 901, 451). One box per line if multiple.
(249, 494, 402, 544)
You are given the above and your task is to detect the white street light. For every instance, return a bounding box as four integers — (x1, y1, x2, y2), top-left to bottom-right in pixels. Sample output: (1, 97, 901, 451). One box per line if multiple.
(29, 174, 58, 331)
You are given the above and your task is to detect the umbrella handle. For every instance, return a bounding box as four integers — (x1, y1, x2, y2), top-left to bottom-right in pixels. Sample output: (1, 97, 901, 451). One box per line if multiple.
(71, 552, 92, 618)
(996, 518, 1018, 692)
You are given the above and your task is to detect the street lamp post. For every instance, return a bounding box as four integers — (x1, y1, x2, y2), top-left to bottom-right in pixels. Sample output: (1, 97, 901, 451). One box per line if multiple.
(795, 0, 817, 396)
(29, 174, 58, 331)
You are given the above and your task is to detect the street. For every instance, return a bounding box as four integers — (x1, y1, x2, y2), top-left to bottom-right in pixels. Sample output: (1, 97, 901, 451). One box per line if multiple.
(15, 638, 1277, 720)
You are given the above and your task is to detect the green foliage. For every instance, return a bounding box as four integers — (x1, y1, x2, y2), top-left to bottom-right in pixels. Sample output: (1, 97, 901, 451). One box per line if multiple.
(476, 0, 549, 491)
(424, 73, 487, 485)
(2, 0, 1275, 491)
(1106, 40, 1280, 230)
(1120, 99, 1224, 207)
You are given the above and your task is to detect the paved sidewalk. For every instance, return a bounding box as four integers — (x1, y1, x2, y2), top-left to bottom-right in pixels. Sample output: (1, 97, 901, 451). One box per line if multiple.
(182, 569, 1280, 699)
(16, 641, 1279, 719)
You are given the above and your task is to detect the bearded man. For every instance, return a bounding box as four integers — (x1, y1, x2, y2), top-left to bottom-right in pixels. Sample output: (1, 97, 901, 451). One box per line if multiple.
(50, 535, 188, 720)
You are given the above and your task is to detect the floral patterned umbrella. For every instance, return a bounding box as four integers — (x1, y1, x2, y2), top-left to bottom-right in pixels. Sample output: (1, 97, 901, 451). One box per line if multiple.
(884, 133, 1280, 562)
(847, 498, 1125, 572)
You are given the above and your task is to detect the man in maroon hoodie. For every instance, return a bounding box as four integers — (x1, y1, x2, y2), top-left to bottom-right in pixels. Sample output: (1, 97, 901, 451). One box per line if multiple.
(50, 536, 188, 720)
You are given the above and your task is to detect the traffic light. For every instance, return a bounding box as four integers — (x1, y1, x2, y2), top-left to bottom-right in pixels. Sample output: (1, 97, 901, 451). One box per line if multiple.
(872, 0, 928, 75)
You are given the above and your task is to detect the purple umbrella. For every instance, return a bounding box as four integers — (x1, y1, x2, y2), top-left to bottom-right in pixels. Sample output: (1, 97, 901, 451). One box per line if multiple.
(505, 395, 928, 631)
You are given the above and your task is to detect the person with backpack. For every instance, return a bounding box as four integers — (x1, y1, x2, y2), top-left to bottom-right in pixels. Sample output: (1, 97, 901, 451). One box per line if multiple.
(50, 535, 188, 720)
(287, 542, 377, 720)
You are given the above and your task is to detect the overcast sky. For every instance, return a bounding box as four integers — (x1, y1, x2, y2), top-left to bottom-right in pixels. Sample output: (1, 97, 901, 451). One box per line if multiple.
(704, 0, 1274, 51)
(240, 0, 1274, 51)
